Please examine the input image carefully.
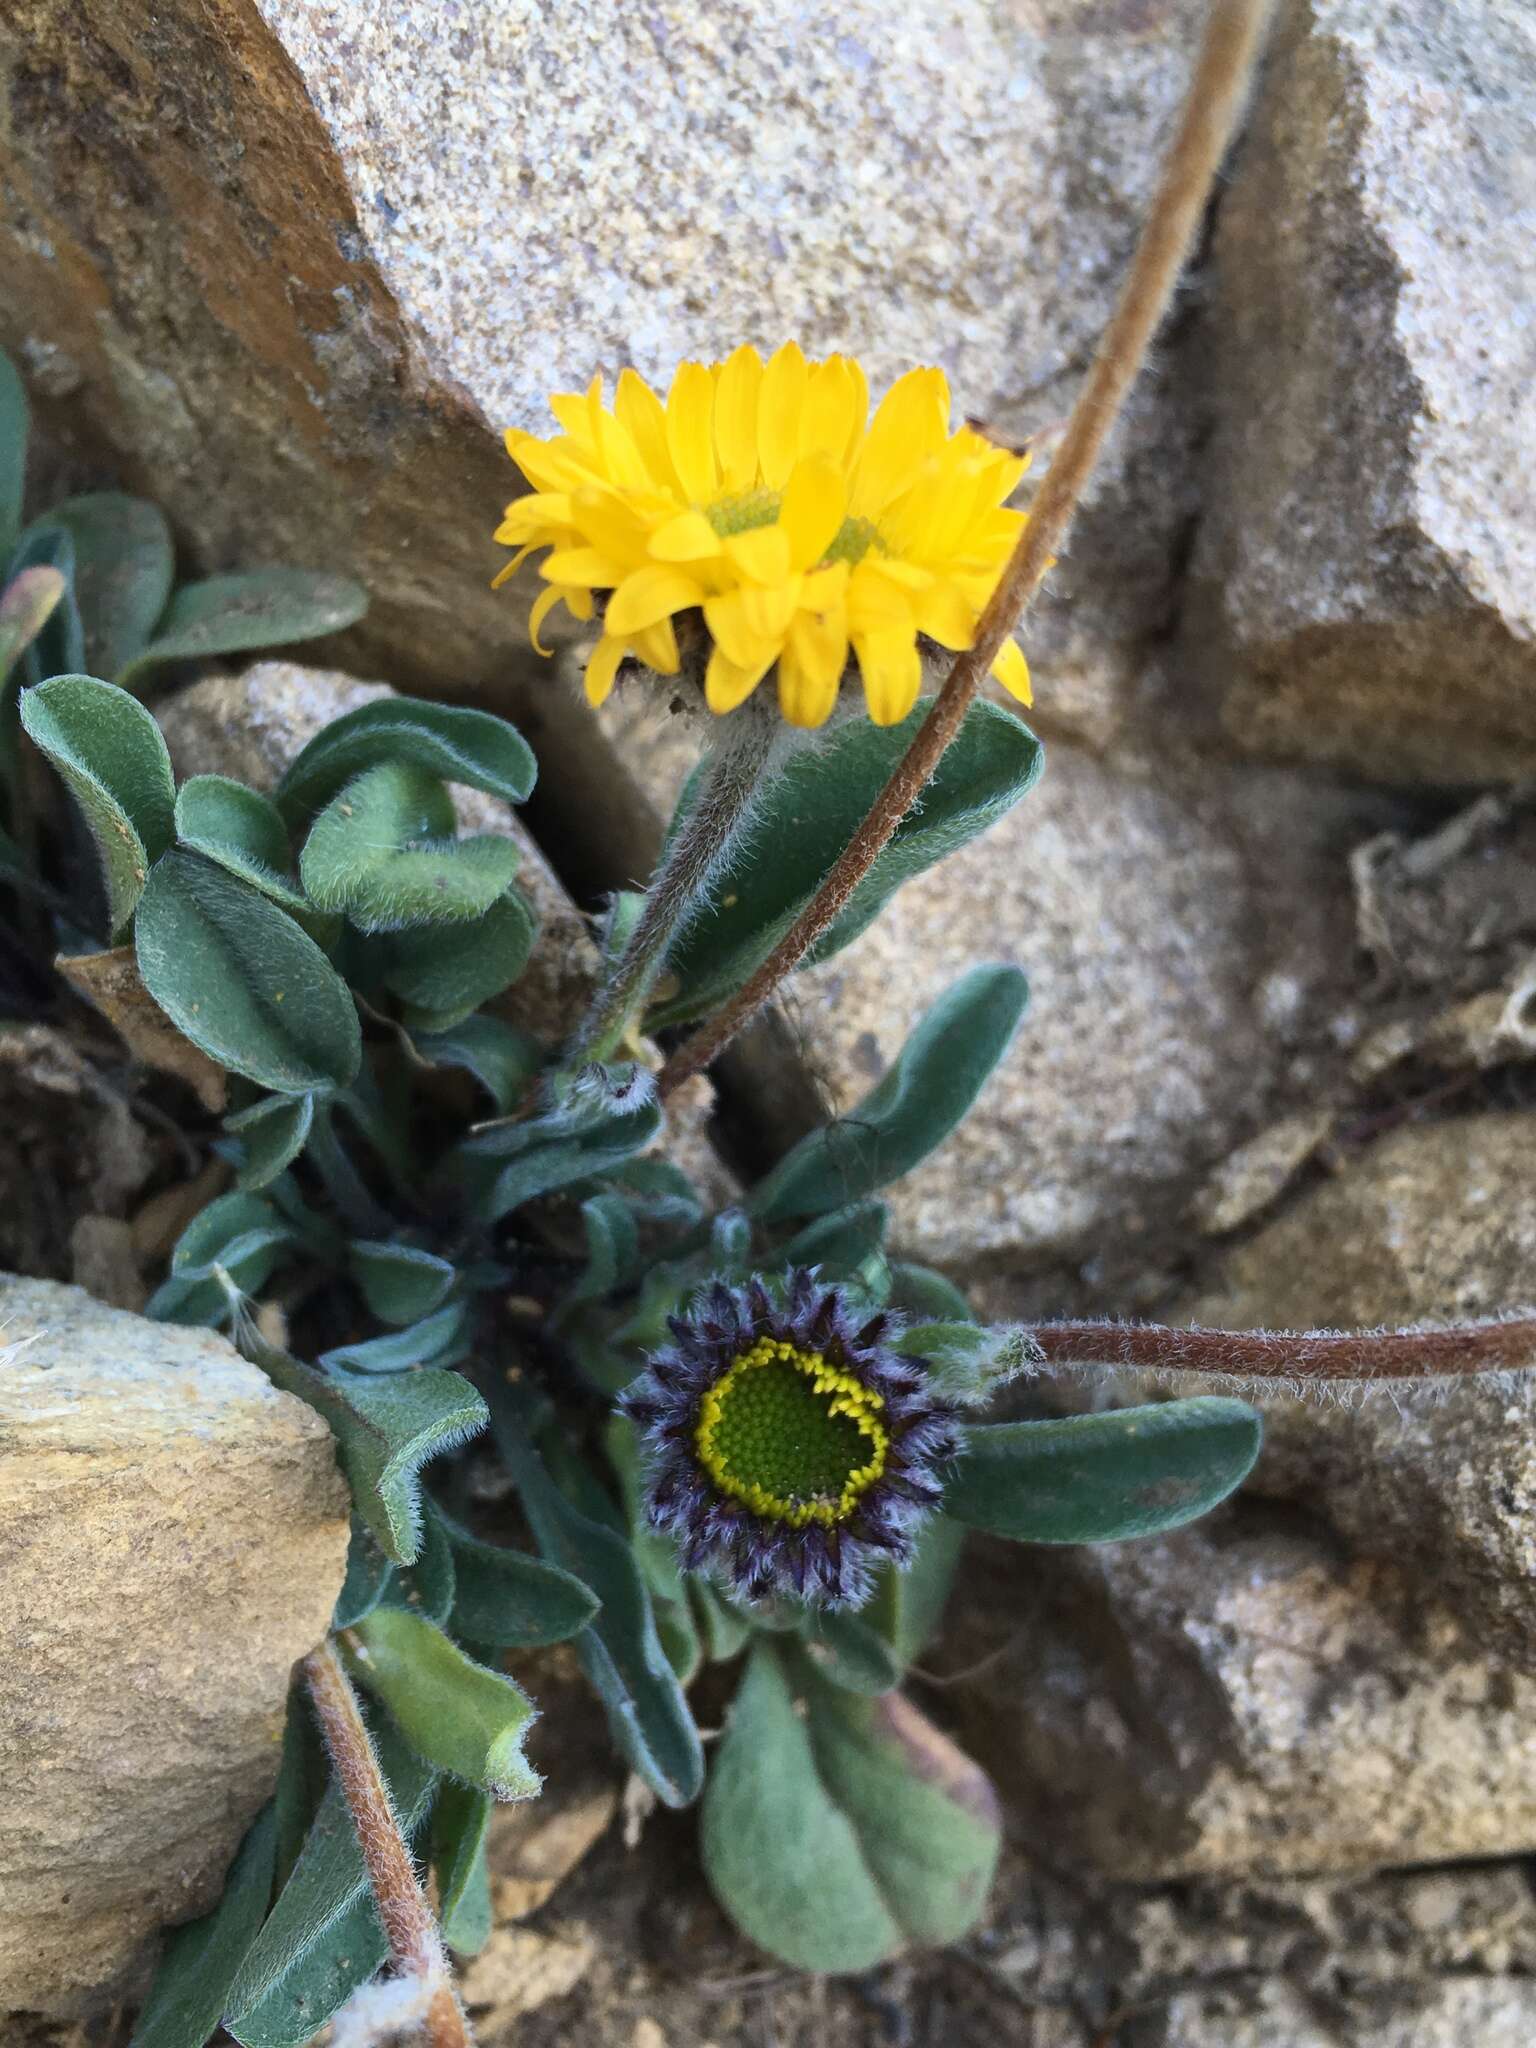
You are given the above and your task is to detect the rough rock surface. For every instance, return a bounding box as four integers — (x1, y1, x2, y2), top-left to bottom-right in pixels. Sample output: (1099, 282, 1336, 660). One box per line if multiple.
(1189, 0, 1536, 785)
(786, 728, 1383, 1301)
(945, 1513, 1536, 1883)
(0, 1275, 350, 2017)
(1187, 1112, 1536, 1671)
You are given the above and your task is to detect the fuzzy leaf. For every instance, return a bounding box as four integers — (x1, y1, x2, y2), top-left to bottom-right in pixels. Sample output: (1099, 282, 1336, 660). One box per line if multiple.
(382, 889, 538, 1031)
(119, 568, 368, 691)
(175, 776, 308, 913)
(411, 1012, 544, 1114)
(0, 565, 66, 689)
(549, 1193, 640, 1327)
(21, 673, 175, 932)
(348, 1240, 457, 1325)
(870, 1513, 966, 1668)
(129, 1802, 277, 2048)
(222, 1718, 436, 2047)
(436, 1506, 600, 1648)
(275, 696, 536, 827)
(433, 1783, 494, 1957)
(702, 1645, 999, 1973)
(135, 851, 361, 1094)
(319, 1301, 472, 1376)
(148, 1190, 296, 1325)
(300, 761, 521, 933)
(38, 493, 174, 678)
(348, 1607, 541, 1800)
(779, 1201, 890, 1281)
(656, 700, 1042, 1026)
(10, 524, 83, 683)
(380, 1499, 457, 1624)
(455, 1087, 661, 1225)
(241, 1324, 487, 1564)
(333, 1519, 395, 1630)
(945, 1398, 1264, 1544)
(750, 966, 1029, 1223)
(886, 1262, 975, 1323)
(226, 1092, 316, 1191)
(801, 1605, 903, 1697)
(57, 944, 228, 1111)
(0, 347, 25, 557)
(489, 1382, 704, 1807)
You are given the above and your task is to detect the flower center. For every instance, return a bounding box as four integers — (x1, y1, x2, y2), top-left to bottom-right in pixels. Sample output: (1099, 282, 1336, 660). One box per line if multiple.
(695, 1336, 889, 1528)
(704, 493, 884, 567)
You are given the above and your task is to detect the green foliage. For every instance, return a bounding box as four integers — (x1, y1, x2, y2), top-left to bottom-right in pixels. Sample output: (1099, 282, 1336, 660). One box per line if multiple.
(275, 696, 537, 825)
(347, 1607, 541, 1801)
(129, 1804, 278, 2048)
(946, 1399, 1264, 1543)
(20, 673, 175, 934)
(174, 776, 310, 914)
(702, 1642, 1001, 1973)
(136, 852, 361, 1093)
(653, 699, 1041, 1026)
(300, 761, 521, 932)
(0, 347, 25, 558)
(116, 569, 368, 692)
(749, 964, 1029, 1222)
(432, 1784, 495, 1957)
(29, 494, 175, 679)
(375, 888, 538, 1031)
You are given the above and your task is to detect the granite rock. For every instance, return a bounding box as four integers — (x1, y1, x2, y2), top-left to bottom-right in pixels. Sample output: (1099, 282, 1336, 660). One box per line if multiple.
(0, 1275, 350, 2017)
(1188, 0, 1536, 786)
(947, 1512, 1536, 1883)
(1186, 1112, 1536, 1670)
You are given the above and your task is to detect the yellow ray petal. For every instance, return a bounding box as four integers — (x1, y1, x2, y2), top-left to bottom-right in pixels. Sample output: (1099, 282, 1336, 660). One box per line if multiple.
(854, 627, 923, 725)
(788, 600, 848, 694)
(649, 509, 725, 563)
(666, 362, 718, 505)
(800, 357, 861, 466)
(704, 590, 781, 671)
(777, 633, 841, 729)
(630, 615, 681, 674)
(990, 637, 1032, 705)
(850, 367, 950, 517)
(528, 584, 566, 656)
(913, 578, 976, 650)
(605, 564, 704, 636)
(758, 342, 809, 491)
(705, 642, 775, 714)
(846, 560, 917, 632)
(724, 525, 793, 586)
(615, 369, 677, 490)
(780, 455, 847, 572)
(584, 634, 627, 706)
(494, 492, 574, 544)
(714, 344, 765, 493)
(541, 545, 628, 588)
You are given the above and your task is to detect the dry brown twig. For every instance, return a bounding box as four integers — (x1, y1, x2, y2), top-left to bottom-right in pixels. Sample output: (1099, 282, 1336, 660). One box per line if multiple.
(656, 0, 1279, 1101)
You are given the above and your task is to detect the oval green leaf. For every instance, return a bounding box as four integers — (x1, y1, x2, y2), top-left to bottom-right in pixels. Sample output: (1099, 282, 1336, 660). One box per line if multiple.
(135, 851, 361, 1095)
(36, 492, 174, 678)
(176, 775, 308, 913)
(299, 761, 520, 932)
(382, 889, 538, 1032)
(0, 346, 26, 557)
(118, 568, 368, 691)
(21, 673, 176, 933)
(348, 1607, 541, 1801)
(945, 1397, 1264, 1544)
(276, 696, 536, 827)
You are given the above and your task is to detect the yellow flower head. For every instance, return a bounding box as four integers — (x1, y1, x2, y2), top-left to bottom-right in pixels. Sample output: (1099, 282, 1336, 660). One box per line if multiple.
(495, 343, 1033, 729)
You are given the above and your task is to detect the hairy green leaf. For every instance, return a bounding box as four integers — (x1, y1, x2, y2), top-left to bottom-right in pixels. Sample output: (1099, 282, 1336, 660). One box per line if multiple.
(411, 1012, 544, 1114)
(222, 1718, 436, 2047)
(490, 1382, 703, 1807)
(319, 1300, 472, 1376)
(276, 696, 536, 827)
(433, 1782, 494, 1958)
(0, 347, 26, 557)
(37, 493, 174, 678)
(136, 852, 360, 1094)
(455, 1086, 661, 1225)
(380, 888, 538, 1031)
(129, 1802, 276, 2048)
(436, 1505, 600, 1648)
(242, 1324, 487, 1564)
(0, 565, 66, 696)
(300, 761, 521, 933)
(119, 569, 368, 691)
(333, 1519, 395, 1630)
(175, 775, 308, 913)
(349, 1608, 540, 1800)
(750, 966, 1029, 1223)
(779, 1201, 890, 1282)
(945, 1398, 1264, 1544)
(10, 524, 83, 684)
(21, 673, 176, 932)
(655, 700, 1042, 1026)
(348, 1240, 457, 1326)
(702, 1645, 1000, 1973)
(225, 1092, 316, 1192)
(886, 1261, 975, 1324)
(381, 1497, 457, 1624)
(801, 1605, 903, 1697)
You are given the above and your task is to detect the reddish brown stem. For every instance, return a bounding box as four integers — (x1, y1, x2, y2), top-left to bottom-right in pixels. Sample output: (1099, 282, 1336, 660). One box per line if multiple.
(302, 1638, 471, 2048)
(1030, 1317, 1536, 1384)
(656, 0, 1277, 1102)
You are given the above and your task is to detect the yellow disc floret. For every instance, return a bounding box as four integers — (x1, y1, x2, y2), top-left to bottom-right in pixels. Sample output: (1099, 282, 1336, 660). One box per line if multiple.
(695, 1336, 890, 1529)
(495, 343, 1033, 730)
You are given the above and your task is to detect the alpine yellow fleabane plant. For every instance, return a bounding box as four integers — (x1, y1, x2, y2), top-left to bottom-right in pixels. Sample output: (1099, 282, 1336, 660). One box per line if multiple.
(495, 343, 1034, 729)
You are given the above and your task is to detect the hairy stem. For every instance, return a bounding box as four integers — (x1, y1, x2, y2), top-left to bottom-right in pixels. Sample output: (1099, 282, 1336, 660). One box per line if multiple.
(302, 1638, 471, 2048)
(1030, 1316, 1536, 1384)
(656, 0, 1277, 1101)
(570, 702, 783, 1065)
